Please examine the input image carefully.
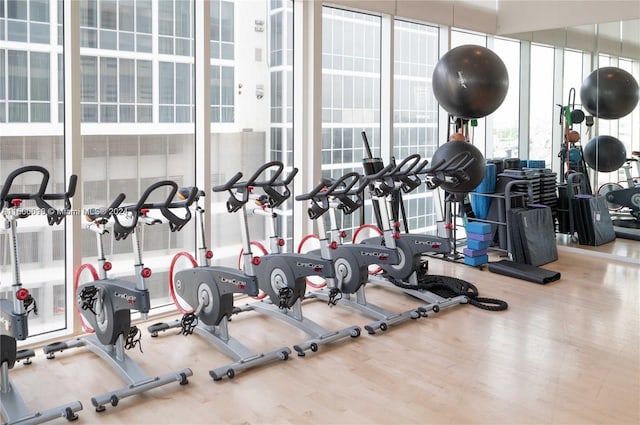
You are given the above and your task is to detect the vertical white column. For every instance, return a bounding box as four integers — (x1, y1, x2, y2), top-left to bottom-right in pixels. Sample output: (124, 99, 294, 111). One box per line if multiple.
(485, 36, 495, 157)
(380, 15, 393, 162)
(293, 0, 322, 243)
(195, 0, 212, 249)
(437, 26, 450, 146)
(590, 31, 600, 190)
(64, 0, 81, 334)
(519, 40, 531, 162)
(551, 46, 565, 178)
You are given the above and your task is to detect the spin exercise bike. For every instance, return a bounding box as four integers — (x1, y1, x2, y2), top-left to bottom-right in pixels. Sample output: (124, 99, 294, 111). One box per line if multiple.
(1, 166, 83, 425)
(296, 168, 423, 334)
(43, 181, 195, 412)
(597, 152, 640, 223)
(214, 162, 361, 356)
(357, 153, 468, 311)
(147, 184, 291, 381)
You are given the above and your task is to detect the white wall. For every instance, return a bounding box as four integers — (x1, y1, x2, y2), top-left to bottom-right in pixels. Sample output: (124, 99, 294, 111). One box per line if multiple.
(234, 0, 271, 132)
(496, 0, 640, 35)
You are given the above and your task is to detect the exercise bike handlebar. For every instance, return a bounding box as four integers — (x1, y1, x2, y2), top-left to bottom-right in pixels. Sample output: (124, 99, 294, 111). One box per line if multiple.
(359, 155, 427, 196)
(389, 153, 429, 177)
(178, 187, 206, 204)
(296, 165, 393, 219)
(241, 162, 298, 200)
(84, 193, 128, 222)
(113, 180, 196, 240)
(296, 172, 364, 219)
(423, 151, 478, 191)
(212, 172, 244, 193)
(1, 165, 77, 226)
(259, 166, 298, 208)
(213, 163, 299, 212)
(246, 161, 297, 188)
(390, 154, 429, 193)
(162, 185, 199, 232)
(43, 174, 77, 203)
(0, 165, 50, 205)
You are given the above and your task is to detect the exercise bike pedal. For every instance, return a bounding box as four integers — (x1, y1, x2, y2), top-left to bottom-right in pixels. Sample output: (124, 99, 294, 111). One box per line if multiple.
(147, 321, 170, 336)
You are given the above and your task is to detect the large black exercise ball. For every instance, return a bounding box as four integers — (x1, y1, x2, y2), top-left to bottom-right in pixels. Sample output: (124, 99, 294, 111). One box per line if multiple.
(431, 141, 485, 193)
(580, 67, 639, 120)
(583, 135, 627, 173)
(432, 45, 509, 119)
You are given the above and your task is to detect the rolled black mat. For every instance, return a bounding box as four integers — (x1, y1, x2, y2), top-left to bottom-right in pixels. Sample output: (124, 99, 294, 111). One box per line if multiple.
(614, 226, 640, 241)
(488, 260, 561, 285)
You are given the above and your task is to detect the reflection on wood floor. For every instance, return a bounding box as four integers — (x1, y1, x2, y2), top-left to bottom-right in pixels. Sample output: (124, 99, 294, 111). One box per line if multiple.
(556, 233, 640, 264)
(7, 238, 639, 425)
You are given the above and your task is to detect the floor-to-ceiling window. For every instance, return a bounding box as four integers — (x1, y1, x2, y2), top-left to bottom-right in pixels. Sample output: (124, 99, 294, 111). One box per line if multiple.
(491, 37, 520, 160)
(0, 0, 66, 335)
(321, 6, 380, 233)
(209, 0, 293, 264)
(269, 0, 293, 246)
(393, 19, 439, 233)
(529, 44, 555, 167)
(563, 49, 585, 109)
(79, 0, 195, 310)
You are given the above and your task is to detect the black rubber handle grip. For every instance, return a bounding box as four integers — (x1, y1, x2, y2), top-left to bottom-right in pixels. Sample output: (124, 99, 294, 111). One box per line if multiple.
(212, 172, 243, 193)
(43, 174, 78, 201)
(242, 161, 284, 188)
(84, 193, 127, 222)
(132, 180, 179, 211)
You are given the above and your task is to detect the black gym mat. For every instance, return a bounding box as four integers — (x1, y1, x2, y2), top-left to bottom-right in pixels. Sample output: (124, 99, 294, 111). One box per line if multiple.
(613, 225, 640, 241)
(612, 219, 640, 229)
(509, 205, 558, 266)
(572, 195, 616, 245)
(488, 260, 561, 285)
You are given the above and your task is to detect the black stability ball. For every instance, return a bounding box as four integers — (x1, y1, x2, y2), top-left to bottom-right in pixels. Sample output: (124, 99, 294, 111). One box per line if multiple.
(430, 141, 485, 193)
(580, 67, 639, 120)
(583, 135, 627, 173)
(432, 45, 509, 119)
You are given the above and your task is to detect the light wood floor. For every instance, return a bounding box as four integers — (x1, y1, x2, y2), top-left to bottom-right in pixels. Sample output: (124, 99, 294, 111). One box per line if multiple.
(7, 238, 640, 425)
